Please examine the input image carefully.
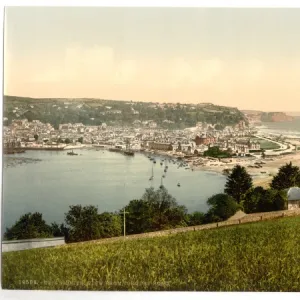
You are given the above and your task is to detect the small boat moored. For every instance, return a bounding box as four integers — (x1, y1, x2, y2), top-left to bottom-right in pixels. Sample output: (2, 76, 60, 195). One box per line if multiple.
(67, 150, 78, 156)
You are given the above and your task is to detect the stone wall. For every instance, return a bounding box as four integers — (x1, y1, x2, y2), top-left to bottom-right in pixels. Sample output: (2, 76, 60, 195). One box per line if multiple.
(59, 209, 300, 248)
(2, 237, 65, 252)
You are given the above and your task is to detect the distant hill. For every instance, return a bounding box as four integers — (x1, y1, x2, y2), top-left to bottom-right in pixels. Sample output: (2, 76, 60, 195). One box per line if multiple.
(3, 95, 247, 129)
(241, 110, 294, 122)
(284, 112, 300, 117)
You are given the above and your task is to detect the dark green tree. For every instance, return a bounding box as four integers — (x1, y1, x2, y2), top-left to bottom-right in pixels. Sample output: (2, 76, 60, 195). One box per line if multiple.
(50, 222, 62, 237)
(204, 146, 231, 158)
(4, 212, 53, 240)
(243, 186, 266, 213)
(204, 193, 239, 223)
(142, 186, 188, 231)
(98, 212, 122, 238)
(34, 134, 39, 141)
(78, 137, 84, 144)
(65, 205, 101, 242)
(270, 162, 300, 190)
(124, 187, 188, 234)
(123, 199, 152, 234)
(224, 165, 253, 203)
(65, 138, 72, 144)
(187, 211, 205, 226)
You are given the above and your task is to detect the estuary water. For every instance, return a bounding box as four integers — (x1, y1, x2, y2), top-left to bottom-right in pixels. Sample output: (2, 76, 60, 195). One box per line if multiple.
(2, 150, 226, 229)
(257, 117, 300, 138)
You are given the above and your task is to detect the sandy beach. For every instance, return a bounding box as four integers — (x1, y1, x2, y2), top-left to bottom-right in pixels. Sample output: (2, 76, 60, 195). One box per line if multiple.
(146, 149, 300, 189)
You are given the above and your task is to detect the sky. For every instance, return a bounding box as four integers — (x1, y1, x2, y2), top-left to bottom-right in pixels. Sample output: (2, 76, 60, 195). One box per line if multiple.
(4, 6, 300, 111)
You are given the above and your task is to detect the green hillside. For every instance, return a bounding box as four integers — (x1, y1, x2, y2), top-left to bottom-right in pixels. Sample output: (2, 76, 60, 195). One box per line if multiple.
(2, 216, 300, 291)
(3, 95, 246, 129)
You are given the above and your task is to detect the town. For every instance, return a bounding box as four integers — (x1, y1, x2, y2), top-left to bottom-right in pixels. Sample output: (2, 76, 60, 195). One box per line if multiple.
(4, 118, 261, 155)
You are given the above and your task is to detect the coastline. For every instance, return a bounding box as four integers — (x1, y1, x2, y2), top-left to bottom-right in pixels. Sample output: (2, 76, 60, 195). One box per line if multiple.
(142, 148, 300, 189)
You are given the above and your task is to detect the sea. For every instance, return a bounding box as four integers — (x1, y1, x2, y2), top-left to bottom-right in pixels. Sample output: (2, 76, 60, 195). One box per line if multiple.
(256, 117, 300, 138)
(2, 150, 226, 229)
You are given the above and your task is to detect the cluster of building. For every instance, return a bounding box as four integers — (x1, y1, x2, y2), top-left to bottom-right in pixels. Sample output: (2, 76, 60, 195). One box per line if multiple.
(3, 118, 260, 156)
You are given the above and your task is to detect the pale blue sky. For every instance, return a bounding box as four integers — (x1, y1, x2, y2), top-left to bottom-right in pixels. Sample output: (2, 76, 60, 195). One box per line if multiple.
(4, 7, 300, 110)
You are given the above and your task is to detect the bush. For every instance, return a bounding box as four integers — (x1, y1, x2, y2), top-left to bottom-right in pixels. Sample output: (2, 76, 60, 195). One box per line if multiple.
(4, 212, 53, 240)
(204, 193, 240, 222)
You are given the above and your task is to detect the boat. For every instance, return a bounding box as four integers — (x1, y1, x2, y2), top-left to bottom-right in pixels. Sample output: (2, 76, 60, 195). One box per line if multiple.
(153, 160, 156, 164)
(160, 162, 163, 166)
(149, 165, 154, 181)
(108, 146, 122, 152)
(67, 150, 78, 156)
(123, 150, 134, 156)
(123, 140, 135, 156)
(177, 183, 181, 187)
(160, 177, 164, 189)
(162, 174, 165, 178)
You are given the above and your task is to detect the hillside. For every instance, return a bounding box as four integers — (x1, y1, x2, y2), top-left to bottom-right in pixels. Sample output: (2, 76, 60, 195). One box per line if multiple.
(2, 215, 300, 291)
(3, 95, 246, 129)
(242, 110, 294, 122)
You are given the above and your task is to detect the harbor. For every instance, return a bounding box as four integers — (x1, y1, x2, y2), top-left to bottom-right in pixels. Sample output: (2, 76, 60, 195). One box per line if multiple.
(2, 149, 226, 229)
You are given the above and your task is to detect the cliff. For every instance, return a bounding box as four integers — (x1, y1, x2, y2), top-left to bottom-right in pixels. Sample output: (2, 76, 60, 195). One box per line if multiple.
(261, 112, 294, 122)
(242, 110, 294, 123)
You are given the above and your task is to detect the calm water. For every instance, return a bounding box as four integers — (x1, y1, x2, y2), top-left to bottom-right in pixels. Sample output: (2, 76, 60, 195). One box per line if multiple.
(258, 117, 300, 138)
(3, 150, 226, 228)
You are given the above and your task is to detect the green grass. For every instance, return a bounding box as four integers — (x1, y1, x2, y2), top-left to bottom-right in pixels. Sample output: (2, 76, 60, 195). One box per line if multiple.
(255, 139, 281, 150)
(2, 216, 300, 291)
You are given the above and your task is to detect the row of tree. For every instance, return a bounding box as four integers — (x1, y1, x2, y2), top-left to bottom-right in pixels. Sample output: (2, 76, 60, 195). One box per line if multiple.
(4, 162, 300, 243)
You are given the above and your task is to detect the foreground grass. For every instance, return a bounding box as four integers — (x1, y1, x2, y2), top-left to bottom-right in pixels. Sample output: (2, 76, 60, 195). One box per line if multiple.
(2, 216, 300, 291)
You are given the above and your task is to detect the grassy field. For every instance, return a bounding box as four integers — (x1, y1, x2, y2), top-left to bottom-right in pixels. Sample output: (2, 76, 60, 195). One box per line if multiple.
(257, 139, 281, 150)
(2, 216, 300, 291)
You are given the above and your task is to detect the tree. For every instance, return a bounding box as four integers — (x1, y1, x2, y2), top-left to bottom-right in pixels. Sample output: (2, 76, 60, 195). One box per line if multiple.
(204, 193, 239, 222)
(123, 199, 152, 234)
(224, 165, 253, 204)
(124, 187, 188, 234)
(4, 212, 53, 240)
(98, 212, 122, 238)
(65, 205, 102, 242)
(271, 189, 288, 211)
(34, 134, 39, 141)
(142, 186, 188, 231)
(64, 205, 122, 242)
(243, 187, 266, 213)
(50, 222, 70, 240)
(187, 211, 205, 226)
(204, 146, 231, 158)
(78, 137, 84, 144)
(244, 187, 288, 213)
(270, 162, 300, 190)
(65, 138, 72, 144)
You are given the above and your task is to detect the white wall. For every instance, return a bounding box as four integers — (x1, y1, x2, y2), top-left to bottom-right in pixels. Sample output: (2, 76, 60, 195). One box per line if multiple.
(2, 237, 65, 252)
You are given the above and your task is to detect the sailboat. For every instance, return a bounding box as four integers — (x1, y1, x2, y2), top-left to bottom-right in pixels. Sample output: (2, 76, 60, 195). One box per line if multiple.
(160, 176, 164, 189)
(149, 165, 154, 181)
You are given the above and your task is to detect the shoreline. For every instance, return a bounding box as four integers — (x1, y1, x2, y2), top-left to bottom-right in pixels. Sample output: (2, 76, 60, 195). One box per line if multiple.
(141, 148, 300, 188)
(6, 144, 300, 189)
